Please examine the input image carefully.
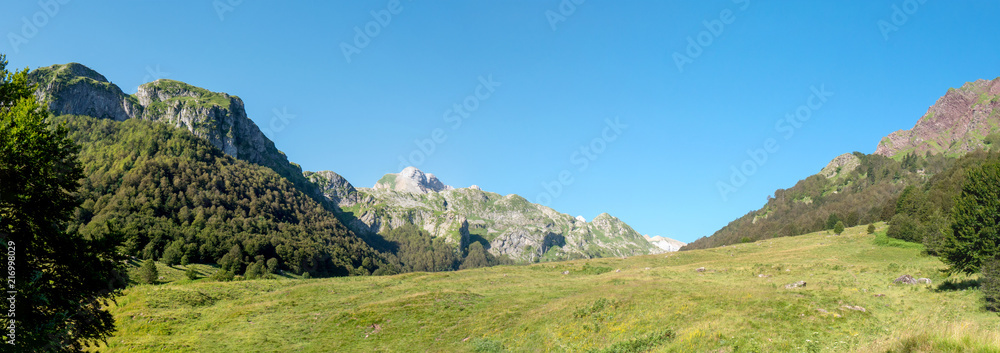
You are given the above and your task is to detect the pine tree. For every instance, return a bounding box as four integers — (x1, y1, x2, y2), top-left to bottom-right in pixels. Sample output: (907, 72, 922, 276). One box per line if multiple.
(945, 163, 1000, 275)
(981, 258, 1000, 312)
(833, 221, 845, 235)
(140, 259, 159, 284)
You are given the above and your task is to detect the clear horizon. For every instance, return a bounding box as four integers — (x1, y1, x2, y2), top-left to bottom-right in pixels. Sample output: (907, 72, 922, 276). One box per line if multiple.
(4, 1, 1000, 243)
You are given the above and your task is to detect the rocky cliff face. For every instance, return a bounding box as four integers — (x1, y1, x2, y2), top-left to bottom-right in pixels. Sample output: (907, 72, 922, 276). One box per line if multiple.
(310, 167, 662, 261)
(876, 78, 1000, 158)
(29, 63, 142, 121)
(29, 63, 304, 188)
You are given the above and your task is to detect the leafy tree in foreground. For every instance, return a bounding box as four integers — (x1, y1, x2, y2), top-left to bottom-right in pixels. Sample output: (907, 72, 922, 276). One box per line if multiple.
(0, 54, 127, 352)
(944, 163, 1000, 275)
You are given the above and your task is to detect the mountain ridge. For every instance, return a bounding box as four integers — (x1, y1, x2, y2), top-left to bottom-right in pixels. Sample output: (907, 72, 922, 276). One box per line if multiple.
(309, 166, 669, 261)
(28, 62, 666, 268)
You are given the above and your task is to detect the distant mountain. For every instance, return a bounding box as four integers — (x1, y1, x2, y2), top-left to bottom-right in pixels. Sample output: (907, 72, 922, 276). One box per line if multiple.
(644, 235, 686, 252)
(308, 167, 662, 262)
(27, 62, 659, 272)
(877, 78, 1000, 158)
(687, 77, 1000, 250)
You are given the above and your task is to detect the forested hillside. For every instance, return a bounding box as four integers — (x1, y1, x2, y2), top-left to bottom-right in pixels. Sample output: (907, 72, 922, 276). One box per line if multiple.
(57, 114, 393, 277)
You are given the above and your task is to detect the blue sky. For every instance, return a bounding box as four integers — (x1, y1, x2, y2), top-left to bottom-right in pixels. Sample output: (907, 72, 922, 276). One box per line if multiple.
(4, 1, 1000, 243)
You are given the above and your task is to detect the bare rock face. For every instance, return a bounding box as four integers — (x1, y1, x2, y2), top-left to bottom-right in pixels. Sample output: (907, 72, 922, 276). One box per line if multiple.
(820, 153, 861, 179)
(876, 77, 1000, 157)
(306, 171, 357, 206)
(29, 63, 142, 121)
(28, 64, 303, 187)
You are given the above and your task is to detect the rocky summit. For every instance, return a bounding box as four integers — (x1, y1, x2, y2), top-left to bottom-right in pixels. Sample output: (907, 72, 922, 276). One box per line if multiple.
(28, 63, 305, 186)
(309, 167, 664, 261)
(876, 77, 1000, 158)
(373, 166, 454, 194)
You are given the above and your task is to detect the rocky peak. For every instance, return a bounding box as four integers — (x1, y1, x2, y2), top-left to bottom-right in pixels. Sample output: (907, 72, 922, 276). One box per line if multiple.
(876, 77, 1000, 157)
(643, 235, 687, 252)
(306, 170, 357, 205)
(28, 63, 308, 195)
(374, 166, 454, 194)
(28, 63, 141, 121)
(820, 153, 860, 179)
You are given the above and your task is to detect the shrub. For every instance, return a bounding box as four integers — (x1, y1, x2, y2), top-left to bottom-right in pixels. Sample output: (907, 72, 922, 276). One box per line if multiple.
(140, 259, 159, 284)
(185, 266, 198, 280)
(887, 213, 921, 243)
(833, 221, 845, 235)
(211, 270, 235, 282)
(982, 258, 1000, 312)
(471, 338, 505, 353)
(867, 223, 876, 234)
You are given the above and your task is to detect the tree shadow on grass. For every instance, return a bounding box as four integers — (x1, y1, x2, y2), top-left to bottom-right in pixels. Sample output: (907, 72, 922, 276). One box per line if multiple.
(936, 278, 979, 292)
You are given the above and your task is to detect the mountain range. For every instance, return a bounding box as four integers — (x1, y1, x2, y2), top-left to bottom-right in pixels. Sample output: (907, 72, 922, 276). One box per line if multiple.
(26, 62, 674, 275)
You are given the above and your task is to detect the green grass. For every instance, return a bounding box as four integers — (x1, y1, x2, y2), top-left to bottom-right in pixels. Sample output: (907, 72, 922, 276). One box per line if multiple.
(92, 224, 1000, 352)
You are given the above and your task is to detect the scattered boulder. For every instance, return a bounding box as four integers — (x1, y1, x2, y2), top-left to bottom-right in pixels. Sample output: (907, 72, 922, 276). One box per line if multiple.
(874, 294, 885, 297)
(893, 275, 918, 285)
(842, 305, 866, 312)
(562, 271, 570, 275)
(816, 308, 828, 314)
(785, 281, 807, 289)
(757, 274, 771, 278)
(916, 278, 932, 284)
(696, 267, 706, 272)
(615, 269, 621, 273)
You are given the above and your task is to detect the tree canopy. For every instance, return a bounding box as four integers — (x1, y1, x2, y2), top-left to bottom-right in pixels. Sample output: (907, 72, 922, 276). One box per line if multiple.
(1, 54, 127, 352)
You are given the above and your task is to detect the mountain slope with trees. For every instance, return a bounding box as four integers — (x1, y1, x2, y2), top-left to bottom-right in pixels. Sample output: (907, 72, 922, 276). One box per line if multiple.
(687, 78, 1000, 250)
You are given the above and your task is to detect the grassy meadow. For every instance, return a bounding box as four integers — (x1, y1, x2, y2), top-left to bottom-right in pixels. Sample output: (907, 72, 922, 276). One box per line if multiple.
(93, 224, 1000, 352)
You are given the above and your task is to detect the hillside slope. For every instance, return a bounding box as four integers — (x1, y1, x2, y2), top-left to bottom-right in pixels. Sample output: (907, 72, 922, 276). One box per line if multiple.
(92, 225, 999, 352)
(309, 167, 663, 262)
(688, 77, 1000, 250)
(877, 77, 1000, 158)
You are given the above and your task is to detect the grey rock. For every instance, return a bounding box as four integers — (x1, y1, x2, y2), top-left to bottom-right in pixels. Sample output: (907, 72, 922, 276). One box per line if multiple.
(893, 275, 918, 285)
(785, 281, 807, 289)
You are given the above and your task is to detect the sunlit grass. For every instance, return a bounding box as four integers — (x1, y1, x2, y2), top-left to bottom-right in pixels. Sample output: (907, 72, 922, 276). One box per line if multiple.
(91, 223, 1000, 352)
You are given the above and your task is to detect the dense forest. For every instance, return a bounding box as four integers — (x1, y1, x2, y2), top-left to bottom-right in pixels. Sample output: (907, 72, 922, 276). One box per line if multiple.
(685, 149, 998, 250)
(57, 114, 393, 277)
(56, 114, 513, 278)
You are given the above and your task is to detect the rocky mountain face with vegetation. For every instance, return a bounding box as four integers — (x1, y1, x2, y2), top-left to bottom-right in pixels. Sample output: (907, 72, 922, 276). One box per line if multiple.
(307, 167, 663, 262)
(28, 63, 308, 192)
(687, 77, 1000, 250)
(877, 77, 1000, 158)
(27, 62, 662, 271)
